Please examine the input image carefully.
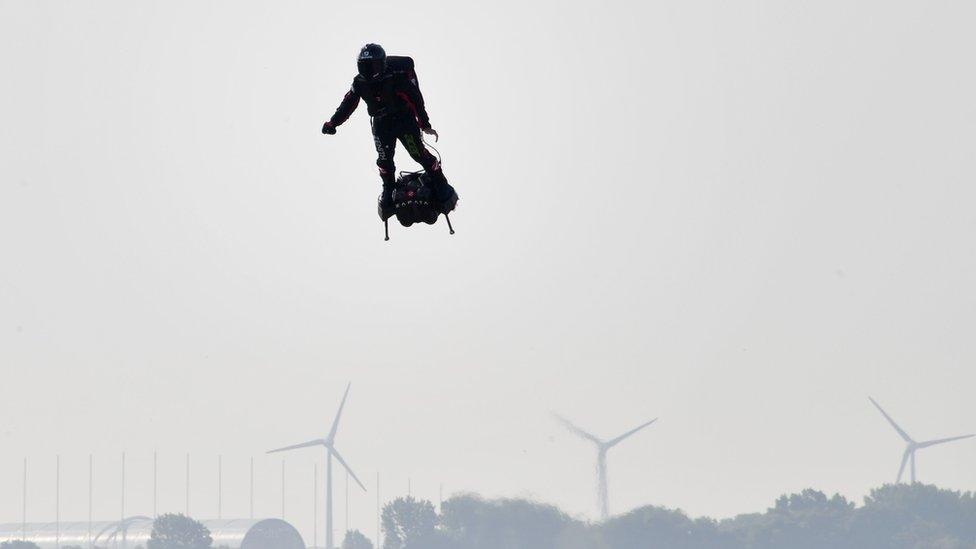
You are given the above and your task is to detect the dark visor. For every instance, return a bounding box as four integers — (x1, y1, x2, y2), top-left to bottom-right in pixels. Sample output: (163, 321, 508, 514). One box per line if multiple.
(358, 58, 383, 78)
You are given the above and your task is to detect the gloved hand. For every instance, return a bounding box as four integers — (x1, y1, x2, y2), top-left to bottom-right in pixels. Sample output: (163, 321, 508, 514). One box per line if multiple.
(322, 121, 337, 135)
(422, 126, 439, 142)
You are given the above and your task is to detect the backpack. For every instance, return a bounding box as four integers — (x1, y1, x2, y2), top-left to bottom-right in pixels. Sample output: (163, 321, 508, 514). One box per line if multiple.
(386, 56, 420, 87)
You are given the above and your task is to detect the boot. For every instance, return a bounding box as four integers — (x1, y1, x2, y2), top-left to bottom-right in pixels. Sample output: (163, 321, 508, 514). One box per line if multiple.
(426, 169, 457, 213)
(377, 184, 395, 221)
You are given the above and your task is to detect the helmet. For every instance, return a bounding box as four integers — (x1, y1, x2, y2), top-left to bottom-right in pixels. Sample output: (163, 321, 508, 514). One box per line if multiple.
(357, 43, 387, 80)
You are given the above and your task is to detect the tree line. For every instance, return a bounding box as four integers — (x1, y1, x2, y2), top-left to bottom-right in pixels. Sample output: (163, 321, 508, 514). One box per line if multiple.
(356, 483, 976, 549)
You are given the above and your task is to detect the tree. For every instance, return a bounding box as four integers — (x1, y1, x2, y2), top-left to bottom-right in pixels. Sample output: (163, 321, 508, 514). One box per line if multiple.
(342, 530, 374, 549)
(440, 494, 579, 549)
(381, 496, 441, 549)
(147, 513, 213, 549)
(756, 490, 853, 549)
(602, 505, 738, 549)
(848, 484, 976, 549)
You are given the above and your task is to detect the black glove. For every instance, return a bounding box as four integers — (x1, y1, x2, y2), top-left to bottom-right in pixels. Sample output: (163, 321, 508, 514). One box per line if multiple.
(322, 121, 337, 135)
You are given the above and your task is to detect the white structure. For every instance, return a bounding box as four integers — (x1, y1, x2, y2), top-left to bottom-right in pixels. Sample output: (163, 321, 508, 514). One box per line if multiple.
(869, 397, 974, 484)
(0, 518, 304, 549)
(553, 413, 657, 520)
(268, 383, 365, 549)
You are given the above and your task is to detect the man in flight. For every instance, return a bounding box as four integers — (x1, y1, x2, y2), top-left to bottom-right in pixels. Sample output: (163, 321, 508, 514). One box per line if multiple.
(322, 44, 447, 218)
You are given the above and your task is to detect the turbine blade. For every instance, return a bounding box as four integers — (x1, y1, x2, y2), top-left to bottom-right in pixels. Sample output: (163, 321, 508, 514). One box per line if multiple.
(606, 418, 658, 448)
(330, 448, 366, 492)
(896, 448, 911, 483)
(869, 397, 914, 443)
(326, 382, 352, 444)
(917, 434, 975, 449)
(267, 439, 324, 454)
(552, 413, 601, 445)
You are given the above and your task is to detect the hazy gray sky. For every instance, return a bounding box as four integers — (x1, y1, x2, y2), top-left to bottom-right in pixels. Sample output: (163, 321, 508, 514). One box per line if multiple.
(2, 0, 975, 544)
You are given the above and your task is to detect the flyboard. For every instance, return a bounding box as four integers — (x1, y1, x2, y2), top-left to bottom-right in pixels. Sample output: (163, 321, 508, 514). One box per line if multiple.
(379, 171, 458, 241)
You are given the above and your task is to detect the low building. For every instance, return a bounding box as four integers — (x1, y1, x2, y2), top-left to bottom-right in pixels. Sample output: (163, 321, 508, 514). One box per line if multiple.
(0, 517, 305, 549)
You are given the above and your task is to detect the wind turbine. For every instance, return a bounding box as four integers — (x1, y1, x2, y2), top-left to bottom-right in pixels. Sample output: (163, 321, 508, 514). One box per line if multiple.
(269, 383, 366, 549)
(553, 413, 657, 520)
(869, 397, 974, 484)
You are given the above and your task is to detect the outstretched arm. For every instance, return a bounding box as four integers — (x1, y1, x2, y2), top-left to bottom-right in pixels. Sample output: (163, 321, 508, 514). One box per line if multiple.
(324, 85, 360, 132)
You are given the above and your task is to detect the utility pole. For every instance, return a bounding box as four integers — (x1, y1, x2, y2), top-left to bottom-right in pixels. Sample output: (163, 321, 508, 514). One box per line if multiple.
(22, 457, 27, 541)
(185, 453, 191, 516)
(376, 472, 380, 549)
(153, 451, 158, 518)
(88, 455, 93, 549)
(326, 452, 332, 549)
(314, 463, 318, 549)
(121, 452, 126, 520)
(56, 455, 61, 549)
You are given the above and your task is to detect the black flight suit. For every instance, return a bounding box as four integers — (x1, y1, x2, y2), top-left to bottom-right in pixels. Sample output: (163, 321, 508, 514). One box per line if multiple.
(327, 65, 445, 191)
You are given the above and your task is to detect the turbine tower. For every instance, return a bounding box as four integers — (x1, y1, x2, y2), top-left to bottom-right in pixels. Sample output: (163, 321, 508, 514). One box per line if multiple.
(269, 383, 365, 549)
(869, 397, 974, 484)
(553, 413, 657, 520)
